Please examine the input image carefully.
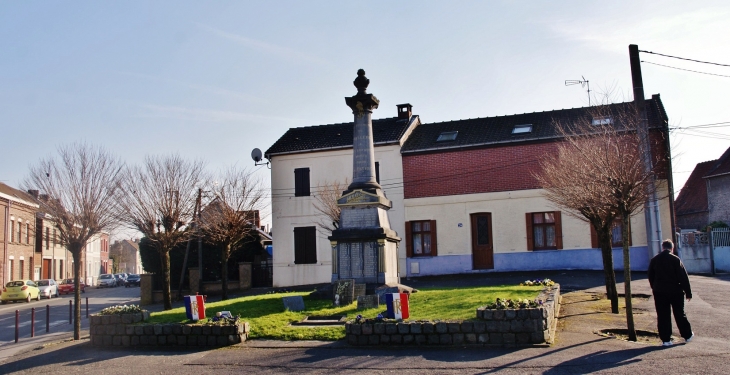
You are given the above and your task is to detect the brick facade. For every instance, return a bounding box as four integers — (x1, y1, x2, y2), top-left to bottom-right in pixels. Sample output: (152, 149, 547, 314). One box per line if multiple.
(403, 130, 670, 200)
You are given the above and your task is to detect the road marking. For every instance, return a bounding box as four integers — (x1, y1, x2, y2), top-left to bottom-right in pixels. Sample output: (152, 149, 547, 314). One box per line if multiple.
(2, 320, 68, 330)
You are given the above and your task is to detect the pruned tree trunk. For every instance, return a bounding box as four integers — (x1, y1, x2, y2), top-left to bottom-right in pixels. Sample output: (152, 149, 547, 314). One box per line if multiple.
(597, 229, 619, 313)
(159, 250, 172, 310)
(621, 212, 637, 341)
(72, 245, 82, 340)
(221, 244, 230, 300)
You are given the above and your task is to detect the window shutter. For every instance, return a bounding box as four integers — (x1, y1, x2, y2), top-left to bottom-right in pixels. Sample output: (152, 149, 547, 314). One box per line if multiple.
(525, 213, 534, 251)
(305, 227, 317, 263)
(554, 211, 563, 250)
(590, 225, 598, 248)
(293, 228, 304, 264)
(405, 221, 413, 258)
(294, 168, 311, 197)
(430, 220, 438, 256)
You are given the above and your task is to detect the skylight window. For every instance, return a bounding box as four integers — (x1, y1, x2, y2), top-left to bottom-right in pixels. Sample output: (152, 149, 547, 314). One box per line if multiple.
(512, 124, 532, 134)
(592, 116, 613, 125)
(436, 131, 458, 142)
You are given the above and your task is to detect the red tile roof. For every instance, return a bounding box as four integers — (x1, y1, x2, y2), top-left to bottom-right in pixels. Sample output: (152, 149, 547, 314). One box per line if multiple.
(675, 160, 714, 215)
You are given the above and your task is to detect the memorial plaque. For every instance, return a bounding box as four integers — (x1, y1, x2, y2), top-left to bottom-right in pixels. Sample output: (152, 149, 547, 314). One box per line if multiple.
(363, 242, 377, 277)
(333, 279, 355, 306)
(354, 283, 366, 298)
(340, 208, 377, 228)
(282, 296, 305, 312)
(351, 243, 364, 278)
(339, 243, 352, 278)
(357, 295, 380, 310)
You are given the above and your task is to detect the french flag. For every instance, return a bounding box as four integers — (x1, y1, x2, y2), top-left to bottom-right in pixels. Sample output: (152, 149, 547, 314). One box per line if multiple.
(385, 293, 410, 320)
(184, 295, 206, 321)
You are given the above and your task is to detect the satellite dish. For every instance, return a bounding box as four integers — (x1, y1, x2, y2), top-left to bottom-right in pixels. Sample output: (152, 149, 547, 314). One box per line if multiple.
(251, 148, 262, 163)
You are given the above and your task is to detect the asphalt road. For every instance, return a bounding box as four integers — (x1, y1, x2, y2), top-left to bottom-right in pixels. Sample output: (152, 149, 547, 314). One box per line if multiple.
(0, 285, 140, 345)
(0, 272, 728, 374)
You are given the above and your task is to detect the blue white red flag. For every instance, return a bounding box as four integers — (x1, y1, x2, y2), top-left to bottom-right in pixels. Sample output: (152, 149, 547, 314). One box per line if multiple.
(385, 293, 410, 319)
(184, 295, 206, 321)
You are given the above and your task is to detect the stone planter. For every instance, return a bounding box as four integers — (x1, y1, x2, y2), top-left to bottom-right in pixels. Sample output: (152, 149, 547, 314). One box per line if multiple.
(90, 311, 250, 347)
(345, 284, 560, 347)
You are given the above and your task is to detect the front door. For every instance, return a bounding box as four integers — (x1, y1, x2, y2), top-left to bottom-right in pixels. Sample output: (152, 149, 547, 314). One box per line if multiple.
(471, 213, 494, 269)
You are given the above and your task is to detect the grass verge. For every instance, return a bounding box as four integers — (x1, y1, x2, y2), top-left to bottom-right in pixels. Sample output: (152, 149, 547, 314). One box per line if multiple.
(145, 284, 542, 341)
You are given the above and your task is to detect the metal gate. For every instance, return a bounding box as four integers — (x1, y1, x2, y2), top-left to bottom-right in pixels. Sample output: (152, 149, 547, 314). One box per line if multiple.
(677, 228, 730, 274)
(252, 258, 272, 288)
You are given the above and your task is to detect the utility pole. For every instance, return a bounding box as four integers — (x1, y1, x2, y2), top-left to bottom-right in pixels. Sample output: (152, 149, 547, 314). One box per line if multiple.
(196, 188, 203, 293)
(629, 44, 662, 256)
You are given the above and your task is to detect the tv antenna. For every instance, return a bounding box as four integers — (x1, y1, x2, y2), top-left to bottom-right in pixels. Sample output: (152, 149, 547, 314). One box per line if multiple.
(565, 76, 591, 106)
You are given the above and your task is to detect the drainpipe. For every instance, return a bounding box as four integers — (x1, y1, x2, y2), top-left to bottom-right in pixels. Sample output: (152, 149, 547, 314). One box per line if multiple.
(3, 201, 9, 285)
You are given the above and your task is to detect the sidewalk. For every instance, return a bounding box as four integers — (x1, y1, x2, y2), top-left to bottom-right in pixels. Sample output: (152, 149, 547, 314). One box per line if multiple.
(1, 271, 729, 374)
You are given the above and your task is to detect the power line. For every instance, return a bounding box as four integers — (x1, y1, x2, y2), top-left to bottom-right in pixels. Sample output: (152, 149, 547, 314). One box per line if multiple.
(641, 61, 730, 78)
(670, 121, 730, 130)
(639, 50, 730, 67)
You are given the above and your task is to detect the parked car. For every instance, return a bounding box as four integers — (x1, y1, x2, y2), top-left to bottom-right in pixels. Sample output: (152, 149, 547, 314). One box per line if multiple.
(58, 278, 86, 295)
(125, 274, 141, 287)
(35, 279, 59, 299)
(113, 273, 127, 287)
(1, 280, 41, 304)
(97, 274, 117, 288)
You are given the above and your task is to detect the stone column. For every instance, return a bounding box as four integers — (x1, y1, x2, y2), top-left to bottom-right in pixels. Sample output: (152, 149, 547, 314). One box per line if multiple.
(188, 267, 200, 295)
(330, 70, 401, 286)
(345, 69, 381, 193)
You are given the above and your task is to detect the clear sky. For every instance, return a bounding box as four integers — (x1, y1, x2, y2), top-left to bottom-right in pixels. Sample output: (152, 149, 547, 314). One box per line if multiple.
(2, 1, 729, 236)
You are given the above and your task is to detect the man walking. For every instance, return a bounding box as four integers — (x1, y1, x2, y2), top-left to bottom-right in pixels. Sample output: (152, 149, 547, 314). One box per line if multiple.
(648, 239, 694, 346)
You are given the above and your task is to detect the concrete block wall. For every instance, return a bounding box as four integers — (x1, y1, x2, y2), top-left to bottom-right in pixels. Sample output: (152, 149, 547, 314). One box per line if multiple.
(345, 284, 560, 347)
(90, 311, 249, 347)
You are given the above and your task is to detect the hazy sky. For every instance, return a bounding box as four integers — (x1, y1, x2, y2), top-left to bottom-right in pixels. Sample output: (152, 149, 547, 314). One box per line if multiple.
(2, 1, 729, 235)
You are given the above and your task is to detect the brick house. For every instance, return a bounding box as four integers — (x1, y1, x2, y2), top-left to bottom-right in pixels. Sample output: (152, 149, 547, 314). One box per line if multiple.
(110, 239, 143, 275)
(676, 146, 730, 230)
(265, 97, 674, 286)
(1, 182, 40, 283)
(399, 96, 673, 277)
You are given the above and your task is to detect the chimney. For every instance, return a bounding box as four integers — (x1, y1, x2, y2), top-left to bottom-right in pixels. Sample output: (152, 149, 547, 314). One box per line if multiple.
(397, 103, 412, 120)
(39, 194, 49, 201)
(27, 190, 39, 198)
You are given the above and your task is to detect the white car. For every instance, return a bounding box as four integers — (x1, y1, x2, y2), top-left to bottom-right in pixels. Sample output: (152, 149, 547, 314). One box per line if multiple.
(35, 279, 59, 299)
(97, 274, 116, 288)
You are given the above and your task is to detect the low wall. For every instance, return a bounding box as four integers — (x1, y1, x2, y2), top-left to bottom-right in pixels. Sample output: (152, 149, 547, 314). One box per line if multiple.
(345, 284, 560, 347)
(90, 312, 249, 347)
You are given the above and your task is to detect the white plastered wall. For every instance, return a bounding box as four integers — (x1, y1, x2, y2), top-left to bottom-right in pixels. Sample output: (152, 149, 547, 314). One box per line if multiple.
(270, 144, 405, 287)
(404, 186, 660, 258)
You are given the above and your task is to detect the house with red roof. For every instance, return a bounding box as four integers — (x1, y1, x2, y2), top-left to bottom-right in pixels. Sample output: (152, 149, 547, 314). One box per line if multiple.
(676, 146, 730, 230)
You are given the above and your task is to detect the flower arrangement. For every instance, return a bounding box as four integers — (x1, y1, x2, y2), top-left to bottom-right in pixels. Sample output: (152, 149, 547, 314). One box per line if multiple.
(520, 278, 555, 287)
(483, 298, 542, 310)
(98, 304, 143, 315)
(207, 313, 240, 326)
(353, 312, 388, 324)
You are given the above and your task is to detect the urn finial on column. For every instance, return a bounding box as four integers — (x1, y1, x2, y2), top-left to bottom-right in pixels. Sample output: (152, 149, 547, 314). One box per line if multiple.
(354, 69, 369, 94)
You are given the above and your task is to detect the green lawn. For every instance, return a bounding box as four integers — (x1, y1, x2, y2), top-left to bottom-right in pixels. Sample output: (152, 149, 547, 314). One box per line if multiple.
(146, 285, 542, 341)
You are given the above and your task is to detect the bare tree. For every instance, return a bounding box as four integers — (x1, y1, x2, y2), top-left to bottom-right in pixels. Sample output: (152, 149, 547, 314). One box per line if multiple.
(538, 140, 621, 314)
(117, 155, 205, 310)
(312, 179, 348, 233)
(25, 143, 124, 340)
(198, 167, 266, 300)
(537, 103, 667, 341)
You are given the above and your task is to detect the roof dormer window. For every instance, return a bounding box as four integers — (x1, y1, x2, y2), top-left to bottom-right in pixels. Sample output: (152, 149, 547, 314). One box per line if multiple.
(512, 124, 532, 134)
(592, 116, 613, 125)
(436, 131, 458, 142)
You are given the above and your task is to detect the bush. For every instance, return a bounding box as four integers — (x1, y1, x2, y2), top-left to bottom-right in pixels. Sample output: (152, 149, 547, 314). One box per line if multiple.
(99, 304, 143, 315)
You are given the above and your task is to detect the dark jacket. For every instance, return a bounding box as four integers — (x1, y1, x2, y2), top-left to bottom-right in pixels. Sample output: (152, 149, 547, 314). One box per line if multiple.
(648, 250, 692, 298)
